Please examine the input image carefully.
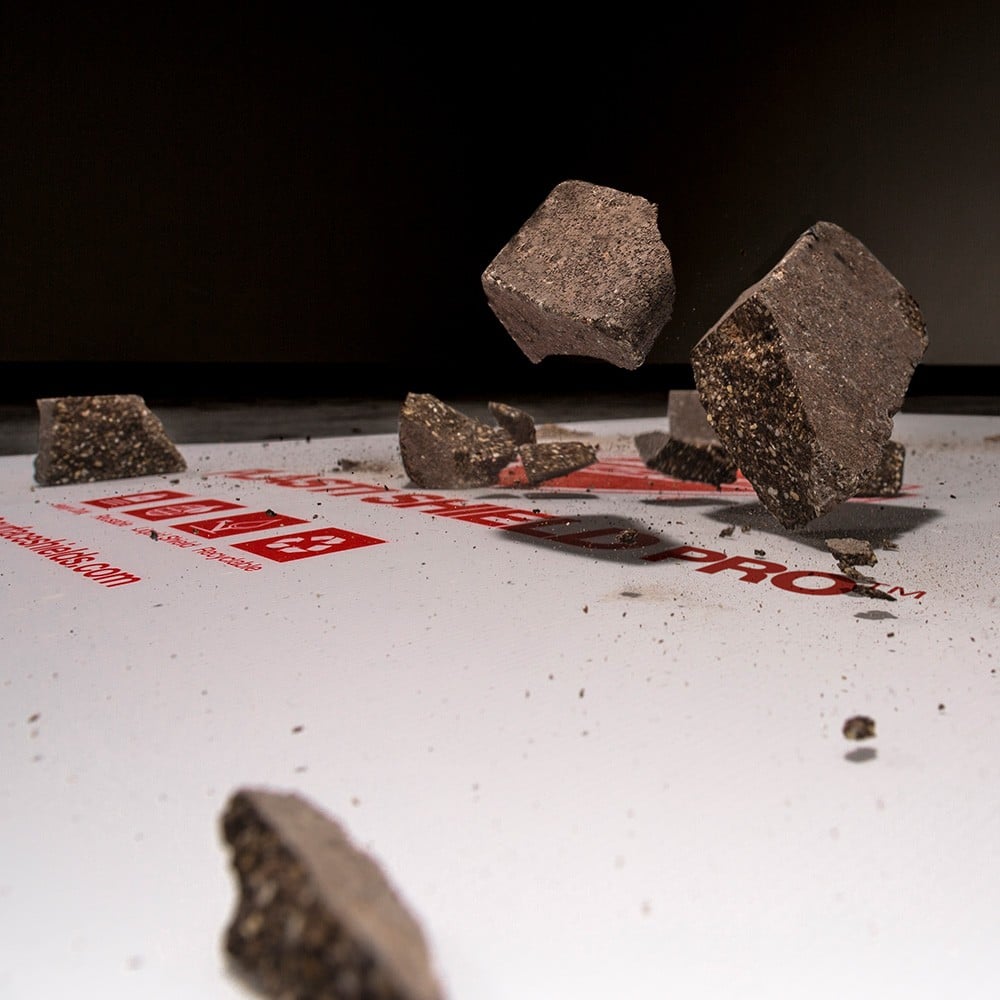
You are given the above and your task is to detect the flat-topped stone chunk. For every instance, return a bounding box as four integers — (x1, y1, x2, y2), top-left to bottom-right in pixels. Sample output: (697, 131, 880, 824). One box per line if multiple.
(481, 179, 675, 369)
(221, 787, 445, 1000)
(34, 394, 186, 486)
(691, 221, 928, 528)
(635, 389, 738, 486)
(519, 441, 597, 485)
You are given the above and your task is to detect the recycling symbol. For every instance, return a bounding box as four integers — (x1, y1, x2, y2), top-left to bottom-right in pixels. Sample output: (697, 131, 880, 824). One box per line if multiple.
(265, 534, 343, 554)
(232, 526, 386, 562)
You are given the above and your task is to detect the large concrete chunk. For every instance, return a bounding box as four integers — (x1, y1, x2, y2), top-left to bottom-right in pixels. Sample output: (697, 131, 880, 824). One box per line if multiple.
(34, 394, 186, 486)
(690, 222, 928, 528)
(481, 179, 675, 369)
(221, 788, 445, 1000)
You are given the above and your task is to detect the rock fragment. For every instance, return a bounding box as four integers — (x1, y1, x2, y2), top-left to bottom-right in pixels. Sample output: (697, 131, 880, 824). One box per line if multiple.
(487, 400, 536, 446)
(399, 393, 516, 488)
(33, 394, 186, 486)
(855, 440, 906, 497)
(519, 441, 598, 486)
(825, 536, 896, 600)
(691, 221, 928, 528)
(221, 787, 445, 1000)
(826, 537, 877, 568)
(481, 179, 675, 369)
(634, 390, 738, 487)
(842, 716, 877, 741)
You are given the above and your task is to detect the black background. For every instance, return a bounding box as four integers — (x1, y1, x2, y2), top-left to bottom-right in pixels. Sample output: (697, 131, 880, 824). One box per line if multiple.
(2, 4, 997, 401)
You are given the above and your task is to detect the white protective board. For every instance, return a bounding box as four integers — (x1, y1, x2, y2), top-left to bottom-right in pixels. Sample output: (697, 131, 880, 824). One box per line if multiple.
(1, 411, 998, 1000)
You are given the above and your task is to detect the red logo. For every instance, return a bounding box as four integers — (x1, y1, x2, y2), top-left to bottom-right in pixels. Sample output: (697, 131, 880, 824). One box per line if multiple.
(124, 499, 245, 522)
(232, 527, 386, 562)
(84, 490, 193, 509)
(172, 510, 308, 539)
(499, 456, 757, 493)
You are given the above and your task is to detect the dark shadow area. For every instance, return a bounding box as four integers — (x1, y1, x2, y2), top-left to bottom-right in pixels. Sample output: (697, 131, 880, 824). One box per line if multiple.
(496, 514, 684, 566)
(854, 609, 898, 621)
(844, 747, 878, 764)
(680, 499, 944, 555)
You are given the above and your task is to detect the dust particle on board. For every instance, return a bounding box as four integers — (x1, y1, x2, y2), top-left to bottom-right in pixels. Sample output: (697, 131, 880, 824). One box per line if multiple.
(842, 715, 877, 740)
(149, 529, 158, 541)
(719, 524, 735, 538)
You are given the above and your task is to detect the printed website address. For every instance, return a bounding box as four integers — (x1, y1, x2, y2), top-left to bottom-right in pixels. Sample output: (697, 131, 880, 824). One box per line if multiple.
(0, 515, 141, 589)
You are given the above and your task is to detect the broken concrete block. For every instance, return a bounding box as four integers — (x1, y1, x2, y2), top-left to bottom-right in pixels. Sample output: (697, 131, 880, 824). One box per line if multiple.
(855, 440, 906, 497)
(399, 392, 516, 488)
(33, 394, 186, 486)
(519, 440, 598, 485)
(481, 179, 675, 369)
(221, 787, 444, 1000)
(634, 390, 738, 486)
(691, 221, 928, 528)
(488, 400, 536, 445)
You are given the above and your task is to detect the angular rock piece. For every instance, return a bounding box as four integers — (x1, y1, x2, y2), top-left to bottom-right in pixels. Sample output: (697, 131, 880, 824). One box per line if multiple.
(855, 440, 906, 497)
(488, 400, 536, 445)
(34, 394, 186, 486)
(221, 788, 445, 1000)
(481, 179, 675, 369)
(826, 537, 877, 568)
(634, 390, 738, 486)
(691, 221, 928, 528)
(519, 441, 597, 485)
(399, 393, 516, 488)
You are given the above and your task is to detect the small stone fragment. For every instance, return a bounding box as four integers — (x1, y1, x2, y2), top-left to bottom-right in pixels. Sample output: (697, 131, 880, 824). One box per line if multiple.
(33, 394, 186, 486)
(481, 179, 675, 369)
(519, 441, 598, 486)
(399, 393, 516, 488)
(488, 401, 536, 445)
(842, 716, 877, 741)
(855, 440, 906, 497)
(826, 537, 878, 567)
(221, 787, 445, 1000)
(691, 221, 928, 528)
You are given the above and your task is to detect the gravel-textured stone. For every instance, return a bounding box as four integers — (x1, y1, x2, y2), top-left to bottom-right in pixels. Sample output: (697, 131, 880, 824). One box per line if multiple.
(221, 787, 445, 1000)
(33, 394, 186, 486)
(634, 390, 737, 486)
(481, 179, 675, 369)
(398, 393, 516, 488)
(691, 221, 928, 528)
(855, 440, 906, 497)
(519, 441, 598, 485)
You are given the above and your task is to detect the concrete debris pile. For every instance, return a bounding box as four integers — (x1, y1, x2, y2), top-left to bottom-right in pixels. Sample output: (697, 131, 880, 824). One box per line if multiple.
(399, 392, 596, 489)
